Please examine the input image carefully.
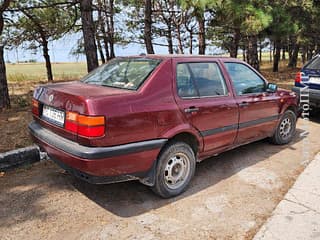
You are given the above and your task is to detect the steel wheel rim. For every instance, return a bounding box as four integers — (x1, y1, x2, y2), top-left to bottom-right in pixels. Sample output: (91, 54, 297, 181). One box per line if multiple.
(164, 152, 190, 190)
(279, 117, 292, 139)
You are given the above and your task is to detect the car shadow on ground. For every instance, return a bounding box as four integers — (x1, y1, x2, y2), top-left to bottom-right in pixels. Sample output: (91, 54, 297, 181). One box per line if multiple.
(72, 128, 306, 218)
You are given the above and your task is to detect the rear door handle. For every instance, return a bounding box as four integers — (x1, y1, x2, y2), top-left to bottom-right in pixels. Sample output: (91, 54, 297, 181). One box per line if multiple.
(239, 101, 249, 107)
(184, 106, 199, 113)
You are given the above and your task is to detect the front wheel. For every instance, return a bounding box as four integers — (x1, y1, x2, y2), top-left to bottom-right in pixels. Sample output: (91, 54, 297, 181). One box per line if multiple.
(151, 141, 196, 198)
(270, 110, 297, 145)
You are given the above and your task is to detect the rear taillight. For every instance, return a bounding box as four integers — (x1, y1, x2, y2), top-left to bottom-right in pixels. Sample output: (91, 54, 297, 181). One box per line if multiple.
(65, 111, 105, 138)
(32, 99, 39, 116)
(295, 72, 302, 83)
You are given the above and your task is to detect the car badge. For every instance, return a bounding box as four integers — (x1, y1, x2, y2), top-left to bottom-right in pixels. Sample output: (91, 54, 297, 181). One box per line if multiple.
(49, 94, 54, 103)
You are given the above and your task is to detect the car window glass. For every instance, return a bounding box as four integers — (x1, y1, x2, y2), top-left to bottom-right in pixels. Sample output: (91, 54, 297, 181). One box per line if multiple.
(305, 57, 320, 70)
(176, 64, 198, 98)
(82, 58, 161, 90)
(224, 62, 266, 95)
(177, 62, 228, 98)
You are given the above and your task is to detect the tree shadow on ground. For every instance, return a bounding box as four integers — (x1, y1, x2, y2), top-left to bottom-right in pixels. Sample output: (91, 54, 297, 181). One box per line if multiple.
(0, 162, 77, 228)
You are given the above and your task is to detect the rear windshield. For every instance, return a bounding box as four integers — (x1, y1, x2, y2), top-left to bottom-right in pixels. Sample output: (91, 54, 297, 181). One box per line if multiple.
(305, 56, 320, 70)
(81, 58, 161, 90)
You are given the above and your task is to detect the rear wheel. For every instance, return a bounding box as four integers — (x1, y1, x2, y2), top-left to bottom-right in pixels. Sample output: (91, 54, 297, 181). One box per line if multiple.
(151, 141, 196, 198)
(270, 110, 297, 145)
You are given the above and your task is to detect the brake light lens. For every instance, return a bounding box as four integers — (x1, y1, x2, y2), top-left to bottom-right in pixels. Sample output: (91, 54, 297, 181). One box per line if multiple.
(295, 72, 302, 83)
(65, 111, 105, 138)
(32, 99, 39, 116)
(65, 112, 78, 133)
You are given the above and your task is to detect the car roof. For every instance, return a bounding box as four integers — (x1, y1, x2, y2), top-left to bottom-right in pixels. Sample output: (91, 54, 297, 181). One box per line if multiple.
(119, 54, 241, 62)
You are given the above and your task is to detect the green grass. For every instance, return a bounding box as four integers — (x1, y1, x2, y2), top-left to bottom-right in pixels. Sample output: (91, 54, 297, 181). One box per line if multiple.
(6, 62, 87, 83)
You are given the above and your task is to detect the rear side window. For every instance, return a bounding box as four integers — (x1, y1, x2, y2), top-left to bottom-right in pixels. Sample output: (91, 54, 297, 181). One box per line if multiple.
(305, 56, 320, 70)
(176, 62, 228, 98)
(224, 62, 266, 95)
(82, 58, 161, 90)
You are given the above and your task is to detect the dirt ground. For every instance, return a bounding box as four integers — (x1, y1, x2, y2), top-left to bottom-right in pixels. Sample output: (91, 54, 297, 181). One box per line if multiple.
(0, 93, 33, 153)
(1, 117, 320, 240)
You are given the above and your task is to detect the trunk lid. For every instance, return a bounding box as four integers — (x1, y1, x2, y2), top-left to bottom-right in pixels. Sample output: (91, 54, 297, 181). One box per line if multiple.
(33, 81, 135, 143)
(35, 81, 133, 114)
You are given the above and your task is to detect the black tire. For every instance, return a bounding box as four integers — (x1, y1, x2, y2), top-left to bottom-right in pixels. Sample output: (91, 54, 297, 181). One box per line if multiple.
(270, 110, 297, 145)
(151, 141, 196, 198)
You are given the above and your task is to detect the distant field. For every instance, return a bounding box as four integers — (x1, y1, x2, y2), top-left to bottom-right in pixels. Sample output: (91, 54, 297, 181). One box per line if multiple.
(6, 62, 87, 82)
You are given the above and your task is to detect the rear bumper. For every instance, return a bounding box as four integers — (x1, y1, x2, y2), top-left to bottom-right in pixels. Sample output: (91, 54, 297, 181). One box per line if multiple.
(29, 121, 167, 184)
(292, 86, 320, 107)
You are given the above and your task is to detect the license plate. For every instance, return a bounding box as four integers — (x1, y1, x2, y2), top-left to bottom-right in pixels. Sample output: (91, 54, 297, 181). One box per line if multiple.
(42, 105, 65, 127)
(309, 77, 320, 84)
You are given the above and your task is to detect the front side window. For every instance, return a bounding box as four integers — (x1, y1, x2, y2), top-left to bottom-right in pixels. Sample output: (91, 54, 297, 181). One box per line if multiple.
(224, 62, 266, 95)
(82, 58, 161, 90)
(176, 62, 228, 98)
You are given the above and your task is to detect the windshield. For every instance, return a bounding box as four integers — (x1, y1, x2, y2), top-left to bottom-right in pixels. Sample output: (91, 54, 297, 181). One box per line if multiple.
(81, 58, 161, 90)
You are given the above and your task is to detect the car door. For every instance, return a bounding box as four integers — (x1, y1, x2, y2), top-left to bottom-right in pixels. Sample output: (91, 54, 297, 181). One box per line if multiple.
(223, 61, 280, 144)
(173, 59, 239, 154)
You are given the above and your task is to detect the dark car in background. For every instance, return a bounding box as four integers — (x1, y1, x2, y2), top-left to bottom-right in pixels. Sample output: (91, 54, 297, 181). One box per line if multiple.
(293, 54, 320, 109)
(29, 55, 299, 198)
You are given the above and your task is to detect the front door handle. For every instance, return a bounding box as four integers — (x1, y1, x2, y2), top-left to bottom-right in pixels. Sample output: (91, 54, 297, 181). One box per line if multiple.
(184, 106, 199, 113)
(239, 101, 249, 107)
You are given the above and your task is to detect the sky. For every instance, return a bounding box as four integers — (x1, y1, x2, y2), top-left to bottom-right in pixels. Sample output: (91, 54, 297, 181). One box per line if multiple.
(5, 34, 166, 63)
(4, 33, 225, 63)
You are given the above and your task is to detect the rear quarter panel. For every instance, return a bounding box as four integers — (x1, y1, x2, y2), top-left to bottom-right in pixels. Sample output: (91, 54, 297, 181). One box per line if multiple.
(87, 59, 193, 147)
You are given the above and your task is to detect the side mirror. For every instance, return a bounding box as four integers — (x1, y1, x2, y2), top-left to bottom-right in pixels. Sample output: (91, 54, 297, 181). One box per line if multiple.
(266, 83, 278, 93)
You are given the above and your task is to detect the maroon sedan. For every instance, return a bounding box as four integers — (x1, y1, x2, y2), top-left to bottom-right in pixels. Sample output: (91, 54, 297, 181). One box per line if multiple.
(29, 55, 298, 198)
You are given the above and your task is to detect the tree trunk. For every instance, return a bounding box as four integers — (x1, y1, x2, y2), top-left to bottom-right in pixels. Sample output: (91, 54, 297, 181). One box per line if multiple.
(189, 32, 193, 54)
(247, 35, 259, 71)
(0, 0, 11, 110)
(0, 45, 10, 110)
(229, 28, 240, 58)
(42, 39, 53, 82)
(144, 0, 154, 54)
(316, 44, 320, 55)
(288, 40, 293, 60)
(80, 0, 99, 72)
(176, 25, 184, 54)
(97, 0, 107, 63)
(166, 25, 173, 54)
(282, 47, 286, 60)
(98, 0, 110, 60)
(307, 48, 313, 61)
(103, 34, 110, 61)
(269, 40, 273, 62)
(301, 47, 306, 64)
(242, 45, 246, 61)
(273, 39, 281, 72)
(108, 0, 115, 59)
(272, 42, 275, 61)
(198, 17, 205, 55)
(97, 37, 105, 64)
(288, 43, 300, 68)
(259, 39, 262, 63)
